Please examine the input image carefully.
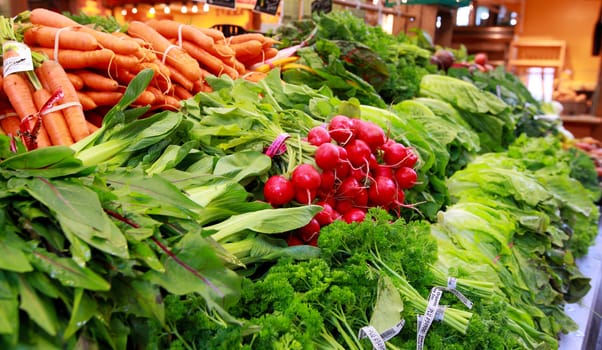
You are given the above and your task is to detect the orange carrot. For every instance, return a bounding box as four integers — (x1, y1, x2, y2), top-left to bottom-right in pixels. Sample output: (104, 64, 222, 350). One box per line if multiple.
(198, 27, 226, 42)
(181, 40, 238, 79)
(206, 43, 235, 60)
(83, 91, 123, 106)
(77, 91, 98, 111)
(33, 87, 74, 146)
(3, 73, 37, 120)
(263, 47, 279, 60)
(243, 71, 268, 83)
(66, 72, 84, 90)
(173, 84, 193, 100)
(32, 47, 114, 70)
(127, 21, 201, 82)
(133, 89, 156, 106)
(230, 40, 264, 60)
(23, 25, 99, 51)
(29, 9, 141, 56)
(227, 33, 266, 45)
(74, 69, 119, 91)
(165, 63, 194, 91)
(0, 107, 21, 136)
(39, 60, 89, 141)
(146, 19, 214, 51)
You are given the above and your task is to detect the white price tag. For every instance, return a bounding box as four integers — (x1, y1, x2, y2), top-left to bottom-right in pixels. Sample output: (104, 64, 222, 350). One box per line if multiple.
(3, 41, 34, 77)
(358, 320, 405, 350)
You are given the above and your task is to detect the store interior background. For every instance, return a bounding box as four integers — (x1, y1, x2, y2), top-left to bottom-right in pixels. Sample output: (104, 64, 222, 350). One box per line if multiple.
(3, 0, 602, 140)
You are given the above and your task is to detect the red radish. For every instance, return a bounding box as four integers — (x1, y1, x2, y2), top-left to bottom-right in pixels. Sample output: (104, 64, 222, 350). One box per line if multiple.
(335, 199, 354, 214)
(353, 187, 369, 207)
(298, 218, 320, 242)
(294, 188, 317, 205)
(342, 208, 366, 223)
(368, 176, 397, 206)
(264, 175, 295, 206)
(334, 160, 351, 179)
(292, 164, 321, 190)
(345, 139, 372, 168)
(315, 202, 335, 226)
(315, 142, 341, 170)
(395, 167, 417, 189)
(401, 148, 418, 168)
(307, 125, 331, 146)
(382, 142, 411, 168)
(328, 115, 354, 145)
(287, 234, 304, 246)
(337, 177, 363, 199)
(357, 120, 386, 151)
(372, 164, 394, 178)
(350, 166, 368, 182)
(319, 170, 336, 192)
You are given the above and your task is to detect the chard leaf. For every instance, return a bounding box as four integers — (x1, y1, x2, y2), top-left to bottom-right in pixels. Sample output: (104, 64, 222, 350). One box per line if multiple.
(206, 205, 322, 242)
(28, 249, 110, 291)
(64, 288, 97, 340)
(0, 271, 19, 334)
(146, 141, 198, 175)
(213, 150, 271, 183)
(0, 146, 76, 170)
(0, 232, 32, 272)
(13, 177, 129, 258)
(111, 279, 165, 325)
(131, 241, 164, 272)
(18, 275, 58, 336)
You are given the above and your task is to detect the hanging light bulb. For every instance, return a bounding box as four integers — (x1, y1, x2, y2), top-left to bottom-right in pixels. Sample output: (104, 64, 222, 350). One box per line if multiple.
(164, 4, 171, 14)
(181, 4, 188, 13)
(191, 4, 198, 13)
(131, 6, 138, 14)
(149, 6, 156, 15)
(203, 3, 209, 12)
(121, 8, 127, 15)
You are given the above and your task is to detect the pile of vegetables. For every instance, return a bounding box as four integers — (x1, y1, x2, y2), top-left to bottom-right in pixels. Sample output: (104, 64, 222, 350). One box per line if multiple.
(0, 7, 600, 350)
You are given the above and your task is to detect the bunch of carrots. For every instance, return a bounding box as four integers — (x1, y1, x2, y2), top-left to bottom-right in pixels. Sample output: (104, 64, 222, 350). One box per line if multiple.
(0, 8, 290, 148)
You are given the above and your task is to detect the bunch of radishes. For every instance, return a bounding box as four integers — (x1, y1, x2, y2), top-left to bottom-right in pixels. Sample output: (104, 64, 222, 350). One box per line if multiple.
(262, 115, 419, 246)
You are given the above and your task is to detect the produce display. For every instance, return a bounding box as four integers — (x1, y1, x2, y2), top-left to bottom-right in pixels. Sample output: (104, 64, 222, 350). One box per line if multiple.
(0, 8, 600, 350)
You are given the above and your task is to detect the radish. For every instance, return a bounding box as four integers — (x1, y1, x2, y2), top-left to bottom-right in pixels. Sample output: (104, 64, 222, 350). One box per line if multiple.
(382, 142, 411, 168)
(342, 208, 366, 223)
(315, 143, 341, 170)
(372, 164, 394, 178)
(335, 199, 354, 214)
(287, 234, 304, 246)
(357, 120, 386, 151)
(337, 177, 363, 199)
(345, 139, 372, 168)
(291, 164, 321, 190)
(328, 115, 354, 145)
(353, 187, 369, 207)
(294, 187, 317, 205)
(401, 148, 418, 168)
(368, 175, 397, 206)
(319, 170, 336, 192)
(350, 166, 368, 182)
(334, 160, 351, 179)
(307, 125, 331, 146)
(315, 202, 335, 226)
(395, 167, 417, 189)
(263, 175, 295, 206)
(298, 218, 320, 242)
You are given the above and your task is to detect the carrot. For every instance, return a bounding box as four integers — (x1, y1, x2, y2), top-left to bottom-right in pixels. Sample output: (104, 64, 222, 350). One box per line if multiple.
(110, 53, 142, 70)
(83, 91, 123, 106)
(39, 60, 89, 141)
(173, 84, 193, 100)
(3, 73, 37, 120)
(0, 107, 21, 136)
(29, 8, 80, 28)
(230, 40, 264, 61)
(243, 71, 267, 83)
(29, 9, 141, 56)
(32, 47, 114, 70)
(206, 43, 235, 60)
(165, 63, 194, 91)
(33, 87, 74, 146)
(23, 25, 99, 51)
(77, 91, 98, 111)
(181, 40, 238, 79)
(146, 19, 214, 51)
(263, 47, 279, 60)
(74, 69, 119, 91)
(227, 33, 266, 45)
(66, 72, 84, 90)
(198, 27, 226, 42)
(133, 89, 156, 106)
(127, 21, 201, 82)
(261, 37, 280, 49)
